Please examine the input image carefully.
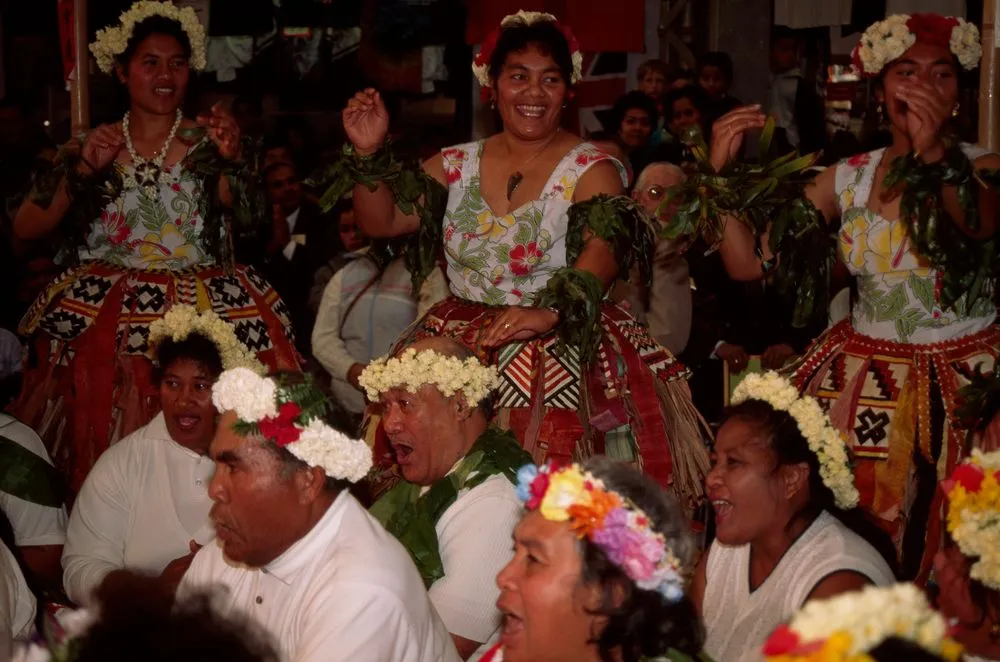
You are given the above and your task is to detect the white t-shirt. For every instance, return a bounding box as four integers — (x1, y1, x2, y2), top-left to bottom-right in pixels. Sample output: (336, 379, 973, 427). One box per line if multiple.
(180, 491, 461, 662)
(0, 541, 34, 658)
(703, 511, 895, 662)
(62, 413, 215, 605)
(429, 474, 521, 661)
(0, 414, 67, 547)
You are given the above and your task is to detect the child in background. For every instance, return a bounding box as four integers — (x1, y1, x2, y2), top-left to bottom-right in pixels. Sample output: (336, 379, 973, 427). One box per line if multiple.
(698, 51, 742, 124)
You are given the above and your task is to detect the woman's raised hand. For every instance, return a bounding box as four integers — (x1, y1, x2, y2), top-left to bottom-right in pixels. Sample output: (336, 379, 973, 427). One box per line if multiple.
(79, 123, 125, 174)
(894, 80, 950, 157)
(343, 89, 389, 156)
(197, 103, 242, 160)
(709, 105, 766, 172)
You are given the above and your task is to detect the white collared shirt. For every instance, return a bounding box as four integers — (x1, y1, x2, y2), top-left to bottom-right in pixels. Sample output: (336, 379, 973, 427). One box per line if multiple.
(282, 207, 302, 260)
(180, 491, 460, 662)
(62, 413, 215, 605)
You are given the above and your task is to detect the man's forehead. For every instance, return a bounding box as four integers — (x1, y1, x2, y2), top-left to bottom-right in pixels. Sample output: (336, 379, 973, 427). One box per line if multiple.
(379, 384, 443, 403)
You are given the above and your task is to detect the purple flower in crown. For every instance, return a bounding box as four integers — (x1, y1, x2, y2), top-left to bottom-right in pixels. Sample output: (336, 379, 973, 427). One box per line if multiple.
(591, 508, 665, 583)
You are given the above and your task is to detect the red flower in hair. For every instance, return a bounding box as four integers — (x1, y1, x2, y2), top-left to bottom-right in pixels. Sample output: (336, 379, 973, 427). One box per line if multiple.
(906, 13, 959, 49)
(761, 625, 825, 656)
(526, 472, 550, 510)
(258, 402, 303, 447)
(950, 463, 987, 494)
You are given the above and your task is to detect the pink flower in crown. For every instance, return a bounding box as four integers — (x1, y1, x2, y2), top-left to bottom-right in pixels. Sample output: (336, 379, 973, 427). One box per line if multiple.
(100, 209, 131, 246)
(509, 242, 544, 276)
(591, 508, 664, 581)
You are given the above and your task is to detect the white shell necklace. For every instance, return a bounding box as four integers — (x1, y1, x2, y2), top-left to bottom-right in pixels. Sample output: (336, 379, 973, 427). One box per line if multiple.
(122, 108, 183, 200)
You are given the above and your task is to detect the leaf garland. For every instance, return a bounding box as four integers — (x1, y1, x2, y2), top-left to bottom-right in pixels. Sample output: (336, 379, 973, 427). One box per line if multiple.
(312, 142, 448, 293)
(566, 193, 657, 287)
(533, 267, 606, 365)
(660, 120, 832, 328)
(882, 146, 1000, 315)
(954, 361, 1000, 435)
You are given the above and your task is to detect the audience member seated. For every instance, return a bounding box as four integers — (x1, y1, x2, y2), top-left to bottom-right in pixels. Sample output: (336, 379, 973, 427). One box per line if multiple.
(308, 197, 367, 315)
(761, 584, 961, 662)
(13, 570, 279, 662)
(261, 138, 296, 172)
(480, 457, 704, 662)
(607, 91, 660, 179)
(262, 161, 342, 355)
(631, 163, 692, 355)
(935, 451, 1000, 662)
(0, 540, 34, 659)
(664, 85, 711, 153)
(0, 413, 67, 591)
(62, 308, 254, 605)
(697, 51, 742, 125)
(312, 249, 446, 428)
(635, 58, 668, 118)
(182, 370, 460, 662)
(365, 340, 529, 659)
(692, 373, 895, 662)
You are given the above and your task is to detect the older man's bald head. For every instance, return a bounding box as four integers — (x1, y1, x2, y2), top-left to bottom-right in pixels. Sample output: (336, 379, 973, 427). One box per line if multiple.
(633, 162, 686, 219)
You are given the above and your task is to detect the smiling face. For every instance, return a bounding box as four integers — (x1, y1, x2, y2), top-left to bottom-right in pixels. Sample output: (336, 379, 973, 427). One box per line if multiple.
(159, 358, 218, 453)
(496, 512, 604, 662)
(881, 41, 959, 135)
(495, 45, 568, 141)
(380, 384, 467, 486)
(618, 108, 653, 149)
(118, 33, 190, 116)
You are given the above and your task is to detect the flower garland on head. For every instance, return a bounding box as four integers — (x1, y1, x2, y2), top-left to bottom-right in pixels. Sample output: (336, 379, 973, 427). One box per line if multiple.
(944, 449, 1000, 591)
(516, 463, 687, 603)
(762, 583, 962, 661)
(472, 10, 584, 99)
(852, 13, 981, 77)
(212, 369, 372, 483)
(732, 372, 859, 510)
(91, 0, 207, 74)
(148, 305, 265, 374)
(358, 347, 501, 406)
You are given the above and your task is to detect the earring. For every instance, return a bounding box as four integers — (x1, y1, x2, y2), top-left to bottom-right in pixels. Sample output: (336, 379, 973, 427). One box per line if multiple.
(876, 103, 884, 126)
(952, 103, 960, 118)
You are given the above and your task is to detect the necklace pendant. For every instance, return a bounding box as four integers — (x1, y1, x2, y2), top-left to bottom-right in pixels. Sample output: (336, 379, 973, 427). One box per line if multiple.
(506, 172, 523, 201)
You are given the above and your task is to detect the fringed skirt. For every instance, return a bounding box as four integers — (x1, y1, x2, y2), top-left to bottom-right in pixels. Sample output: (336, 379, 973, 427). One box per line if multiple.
(11, 260, 301, 496)
(789, 318, 1000, 582)
(365, 296, 712, 518)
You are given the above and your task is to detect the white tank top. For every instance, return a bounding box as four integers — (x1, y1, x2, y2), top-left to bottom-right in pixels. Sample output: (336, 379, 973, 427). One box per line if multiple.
(702, 511, 895, 662)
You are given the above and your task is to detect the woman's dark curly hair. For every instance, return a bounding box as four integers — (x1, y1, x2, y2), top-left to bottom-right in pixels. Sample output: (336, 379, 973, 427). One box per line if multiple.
(75, 572, 278, 662)
(723, 400, 899, 577)
(576, 457, 703, 661)
(153, 332, 224, 384)
(116, 15, 193, 68)
(608, 91, 660, 138)
(489, 20, 575, 89)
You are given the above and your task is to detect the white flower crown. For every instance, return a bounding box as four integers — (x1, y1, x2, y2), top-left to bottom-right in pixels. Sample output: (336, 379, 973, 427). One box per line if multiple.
(944, 449, 1000, 591)
(90, 0, 207, 74)
(472, 10, 584, 89)
(358, 347, 501, 406)
(212, 368, 372, 483)
(732, 372, 859, 510)
(148, 305, 264, 374)
(853, 13, 981, 76)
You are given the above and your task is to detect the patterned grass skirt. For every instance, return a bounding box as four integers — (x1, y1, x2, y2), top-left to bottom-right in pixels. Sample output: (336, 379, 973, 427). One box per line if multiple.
(11, 260, 301, 495)
(365, 297, 712, 517)
(790, 319, 1000, 582)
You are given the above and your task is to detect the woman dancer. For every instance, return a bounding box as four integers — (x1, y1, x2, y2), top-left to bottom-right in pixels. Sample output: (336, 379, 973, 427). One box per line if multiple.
(704, 12, 999, 583)
(341, 10, 709, 514)
(12, 1, 298, 494)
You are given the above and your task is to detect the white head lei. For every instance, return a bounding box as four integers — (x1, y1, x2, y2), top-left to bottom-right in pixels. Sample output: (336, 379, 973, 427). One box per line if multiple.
(212, 369, 372, 483)
(90, 1, 207, 74)
(852, 13, 981, 76)
(471, 10, 584, 90)
(732, 371, 859, 510)
(358, 347, 501, 406)
(148, 305, 264, 374)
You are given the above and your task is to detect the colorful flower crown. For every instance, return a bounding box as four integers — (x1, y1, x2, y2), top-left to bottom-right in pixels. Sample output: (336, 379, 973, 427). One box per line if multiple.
(91, 0, 208, 74)
(944, 449, 1000, 591)
(762, 583, 962, 661)
(472, 10, 584, 97)
(516, 463, 686, 603)
(212, 369, 372, 483)
(852, 13, 981, 77)
(358, 347, 501, 406)
(12, 606, 95, 662)
(732, 372, 859, 510)
(148, 305, 264, 374)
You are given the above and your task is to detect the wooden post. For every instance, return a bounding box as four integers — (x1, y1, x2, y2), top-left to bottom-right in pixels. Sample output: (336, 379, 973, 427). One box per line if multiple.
(980, 0, 998, 151)
(70, 0, 90, 135)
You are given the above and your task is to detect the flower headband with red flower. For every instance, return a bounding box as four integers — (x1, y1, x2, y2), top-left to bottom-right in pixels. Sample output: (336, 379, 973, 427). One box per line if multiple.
(943, 449, 1000, 591)
(472, 10, 584, 100)
(851, 13, 981, 77)
(515, 462, 686, 603)
(211, 368, 372, 483)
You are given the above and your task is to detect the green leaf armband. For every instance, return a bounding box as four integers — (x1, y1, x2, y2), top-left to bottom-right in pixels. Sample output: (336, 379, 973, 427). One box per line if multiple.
(533, 267, 606, 364)
(566, 194, 656, 286)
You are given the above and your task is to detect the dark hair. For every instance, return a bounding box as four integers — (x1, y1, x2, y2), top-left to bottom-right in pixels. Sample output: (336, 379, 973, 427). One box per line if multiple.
(699, 52, 734, 81)
(722, 401, 900, 576)
(771, 24, 798, 46)
(576, 457, 703, 662)
(868, 637, 945, 662)
(664, 85, 710, 118)
(76, 572, 278, 662)
(153, 332, 224, 383)
(263, 160, 299, 182)
(608, 91, 660, 136)
(489, 21, 575, 89)
(117, 15, 193, 68)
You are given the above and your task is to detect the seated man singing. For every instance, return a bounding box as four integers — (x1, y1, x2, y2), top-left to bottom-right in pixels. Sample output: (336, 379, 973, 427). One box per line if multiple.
(180, 369, 460, 662)
(363, 339, 529, 660)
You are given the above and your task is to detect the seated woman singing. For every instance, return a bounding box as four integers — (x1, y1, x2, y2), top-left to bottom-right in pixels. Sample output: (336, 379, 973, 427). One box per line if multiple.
(62, 308, 261, 604)
(692, 372, 896, 662)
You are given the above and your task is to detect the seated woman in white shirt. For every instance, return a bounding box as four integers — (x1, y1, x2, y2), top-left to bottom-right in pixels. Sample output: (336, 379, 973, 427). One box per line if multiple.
(691, 373, 896, 662)
(62, 328, 232, 605)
